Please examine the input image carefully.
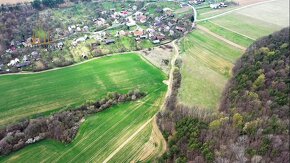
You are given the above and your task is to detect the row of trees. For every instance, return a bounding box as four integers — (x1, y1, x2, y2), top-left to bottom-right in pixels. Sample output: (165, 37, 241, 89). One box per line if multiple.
(0, 89, 146, 156)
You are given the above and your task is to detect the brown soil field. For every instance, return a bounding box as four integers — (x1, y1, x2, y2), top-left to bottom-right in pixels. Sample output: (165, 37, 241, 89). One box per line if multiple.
(0, 0, 32, 5)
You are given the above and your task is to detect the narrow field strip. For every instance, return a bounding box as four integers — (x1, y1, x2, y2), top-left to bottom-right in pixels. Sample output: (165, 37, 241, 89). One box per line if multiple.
(197, 25, 246, 51)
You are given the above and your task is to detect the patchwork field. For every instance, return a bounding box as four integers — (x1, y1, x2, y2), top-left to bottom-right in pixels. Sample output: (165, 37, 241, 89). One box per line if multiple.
(0, 54, 166, 127)
(178, 30, 243, 110)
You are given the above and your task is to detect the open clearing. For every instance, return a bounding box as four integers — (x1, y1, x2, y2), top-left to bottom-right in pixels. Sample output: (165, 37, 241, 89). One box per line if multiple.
(0, 53, 167, 162)
(0, 54, 166, 127)
(178, 30, 242, 110)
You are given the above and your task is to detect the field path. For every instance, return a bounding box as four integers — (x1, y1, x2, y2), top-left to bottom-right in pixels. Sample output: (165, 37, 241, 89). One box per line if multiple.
(197, 0, 279, 22)
(197, 25, 246, 51)
(102, 117, 154, 163)
(161, 40, 180, 110)
(102, 41, 179, 162)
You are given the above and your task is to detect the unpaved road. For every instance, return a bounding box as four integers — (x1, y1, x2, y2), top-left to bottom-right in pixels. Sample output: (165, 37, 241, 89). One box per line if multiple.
(197, 25, 246, 51)
(102, 41, 179, 163)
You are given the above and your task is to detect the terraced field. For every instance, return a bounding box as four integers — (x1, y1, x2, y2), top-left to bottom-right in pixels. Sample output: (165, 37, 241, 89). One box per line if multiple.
(0, 53, 167, 162)
(0, 53, 166, 126)
(178, 30, 243, 110)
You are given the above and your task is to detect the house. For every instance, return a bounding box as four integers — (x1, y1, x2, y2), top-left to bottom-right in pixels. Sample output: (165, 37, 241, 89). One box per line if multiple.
(139, 15, 147, 23)
(57, 42, 64, 49)
(140, 35, 148, 39)
(83, 26, 89, 32)
(118, 30, 126, 36)
(126, 18, 136, 27)
(76, 27, 82, 32)
(16, 61, 31, 68)
(7, 58, 20, 66)
(31, 51, 40, 60)
(95, 18, 106, 26)
(105, 39, 115, 45)
(0, 64, 3, 71)
(176, 26, 186, 32)
(23, 55, 29, 62)
(153, 40, 160, 44)
(133, 30, 144, 37)
(180, 3, 189, 7)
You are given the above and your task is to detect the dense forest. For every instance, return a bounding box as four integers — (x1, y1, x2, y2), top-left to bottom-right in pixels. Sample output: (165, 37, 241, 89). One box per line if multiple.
(157, 27, 289, 163)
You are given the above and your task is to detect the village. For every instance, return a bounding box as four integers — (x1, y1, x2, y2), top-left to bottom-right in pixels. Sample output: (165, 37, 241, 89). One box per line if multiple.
(0, 0, 231, 74)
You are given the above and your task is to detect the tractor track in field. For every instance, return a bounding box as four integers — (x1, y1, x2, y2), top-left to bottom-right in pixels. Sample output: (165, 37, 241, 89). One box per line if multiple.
(197, 25, 247, 51)
(102, 40, 179, 163)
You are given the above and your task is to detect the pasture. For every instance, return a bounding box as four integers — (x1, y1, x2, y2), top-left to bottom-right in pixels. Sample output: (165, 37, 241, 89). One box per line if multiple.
(178, 30, 242, 110)
(0, 53, 167, 127)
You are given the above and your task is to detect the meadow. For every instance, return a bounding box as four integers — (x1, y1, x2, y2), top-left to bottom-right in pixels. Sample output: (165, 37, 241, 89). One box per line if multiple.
(178, 30, 243, 110)
(0, 53, 167, 127)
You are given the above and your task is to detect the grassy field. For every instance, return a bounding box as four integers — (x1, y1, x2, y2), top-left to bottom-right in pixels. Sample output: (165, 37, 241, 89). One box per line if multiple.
(199, 21, 254, 47)
(210, 13, 282, 39)
(178, 30, 243, 110)
(0, 53, 166, 127)
(236, 0, 289, 27)
(0, 92, 166, 162)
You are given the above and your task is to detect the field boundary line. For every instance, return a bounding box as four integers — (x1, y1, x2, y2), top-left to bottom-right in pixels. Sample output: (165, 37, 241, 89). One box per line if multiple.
(102, 117, 154, 163)
(197, 25, 246, 51)
(197, 0, 279, 22)
(208, 21, 256, 40)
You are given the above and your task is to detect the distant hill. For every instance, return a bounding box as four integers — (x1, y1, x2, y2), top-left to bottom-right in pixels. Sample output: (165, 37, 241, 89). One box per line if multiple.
(157, 27, 289, 163)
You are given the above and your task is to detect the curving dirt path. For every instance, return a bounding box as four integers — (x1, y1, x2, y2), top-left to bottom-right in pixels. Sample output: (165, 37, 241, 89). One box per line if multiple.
(197, 25, 246, 51)
(102, 41, 179, 163)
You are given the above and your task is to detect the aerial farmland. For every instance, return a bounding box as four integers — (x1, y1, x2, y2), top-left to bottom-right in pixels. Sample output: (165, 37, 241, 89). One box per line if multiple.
(0, 0, 289, 162)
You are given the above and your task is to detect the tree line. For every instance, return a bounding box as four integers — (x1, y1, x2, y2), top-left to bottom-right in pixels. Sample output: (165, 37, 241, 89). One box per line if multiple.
(0, 89, 145, 156)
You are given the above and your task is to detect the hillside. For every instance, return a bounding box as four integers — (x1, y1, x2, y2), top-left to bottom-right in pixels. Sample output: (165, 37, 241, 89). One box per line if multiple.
(157, 27, 289, 163)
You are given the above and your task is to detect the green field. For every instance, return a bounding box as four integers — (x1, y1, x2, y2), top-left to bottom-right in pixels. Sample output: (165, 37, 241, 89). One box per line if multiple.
(199, 21, 254, 47)
(178, 30, 242, 110)
(210, 13, 282, 39)
(0, 93, 165, 162)
(0, 54, 166, 127)
(0, 53, 167, 162)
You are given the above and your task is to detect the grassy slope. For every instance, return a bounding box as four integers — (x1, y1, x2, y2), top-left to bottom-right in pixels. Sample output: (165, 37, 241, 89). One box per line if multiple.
(0, 93, 166, 162)
(0, 53, 166, 127)
(178, 30, 242, 110)
(210, 13, 281, 39)
(0, 54, 167, 162)
(199, 21, 254, 47)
